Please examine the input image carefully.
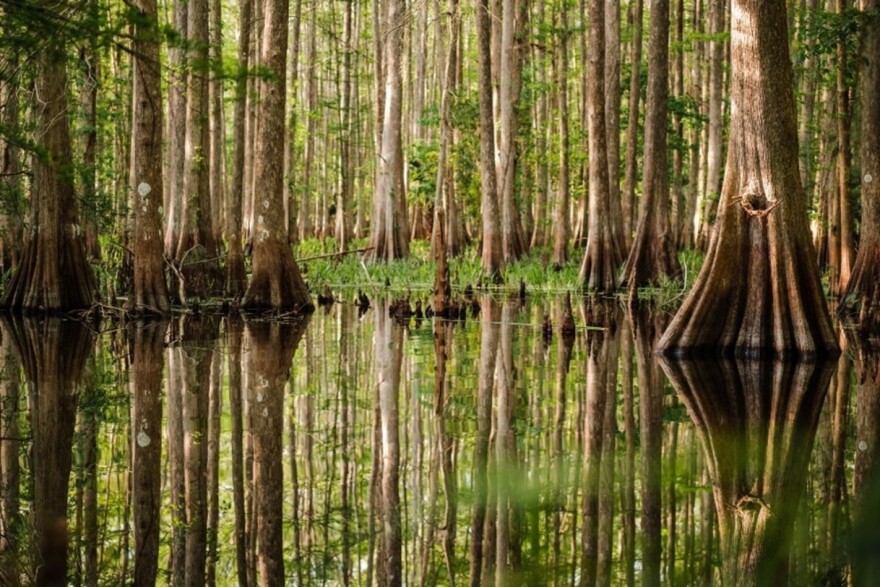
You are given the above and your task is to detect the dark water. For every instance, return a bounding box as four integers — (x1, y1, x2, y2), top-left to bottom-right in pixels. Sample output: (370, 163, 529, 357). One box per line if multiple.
(0, 296, 878, 586)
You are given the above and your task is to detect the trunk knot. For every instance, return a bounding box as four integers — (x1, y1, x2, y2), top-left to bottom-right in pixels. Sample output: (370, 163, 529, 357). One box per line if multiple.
(736, 189, 780, 218)
(733, 494, 772, 517)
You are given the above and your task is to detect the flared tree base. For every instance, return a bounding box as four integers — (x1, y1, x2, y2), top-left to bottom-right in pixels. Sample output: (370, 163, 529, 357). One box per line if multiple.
(242, 239, 313, 312)
(1, 232, 97, 312)
(658, 192, 838, 359)
(842, 241, 880, 335)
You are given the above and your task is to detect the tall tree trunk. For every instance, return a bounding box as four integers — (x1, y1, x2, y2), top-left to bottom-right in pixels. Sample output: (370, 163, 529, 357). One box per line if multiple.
(1, 9, 96, 311)
(226, 0, 252, 298)
(166, 0, 189, 258)
(832, 0, 855, 295)
(0, 58, 22, 274)
(79, 3, 101, 262)
(658, 0, 838, 358)
(209, 0, 226, 248)
(578, 0, 621, 290)
(128, 0, 171, 313)
(621, 0, 681, 290)
(476, 0, 504, 275)
(496, 0, 527, 261)
(242, 0, 313, 311)
(367, 0, 410, 261)
(552, 20, 571, 267)
(622, 0, 644, 243)
(697, 0, 725, 249)
(842, 0, 880, 329)
(177, 0, 220, 297)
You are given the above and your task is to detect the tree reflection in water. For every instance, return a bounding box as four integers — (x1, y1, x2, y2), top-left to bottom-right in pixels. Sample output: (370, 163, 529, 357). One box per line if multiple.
(0, 302, 877, 585)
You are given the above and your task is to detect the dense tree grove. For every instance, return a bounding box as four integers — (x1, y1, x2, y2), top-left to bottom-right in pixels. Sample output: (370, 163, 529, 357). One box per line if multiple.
(0, 0, 878, 345)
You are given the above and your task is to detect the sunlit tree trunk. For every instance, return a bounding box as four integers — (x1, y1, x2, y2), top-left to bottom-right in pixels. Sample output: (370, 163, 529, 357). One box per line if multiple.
(552, 17, 571, 267)
(578, 0, 622, 290)
(621, 0, 680, 291)
(476, 0, 504, 275)
(659, 0, 838, 358)
(622, 0, 644, 242)
(165, 0, 188, 257)
(242, 0, 313, 311)
(367, 0, 410, 261)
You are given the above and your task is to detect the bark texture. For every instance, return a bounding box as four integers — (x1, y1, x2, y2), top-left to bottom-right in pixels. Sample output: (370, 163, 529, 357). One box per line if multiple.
(242, 0, 313, 312)
(1, 13, 97, 311)
(578, 0, 622, 291)
(128, 0, 170, 314)
(621, 0, 680, 290)
(366, 0, 410, 261)
(842, 0, 880, 330)
(658, 0, 837, 358)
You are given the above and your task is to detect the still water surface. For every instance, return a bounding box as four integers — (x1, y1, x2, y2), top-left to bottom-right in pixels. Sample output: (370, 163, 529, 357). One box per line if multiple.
(0, 296, 878, 586)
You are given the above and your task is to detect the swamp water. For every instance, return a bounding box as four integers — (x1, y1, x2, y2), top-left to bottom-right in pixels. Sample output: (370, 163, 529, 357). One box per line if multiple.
(0, 296, 878, 586)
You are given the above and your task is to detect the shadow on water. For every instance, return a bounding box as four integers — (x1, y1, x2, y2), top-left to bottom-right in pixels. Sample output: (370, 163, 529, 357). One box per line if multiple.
(3, 299, 880, 585)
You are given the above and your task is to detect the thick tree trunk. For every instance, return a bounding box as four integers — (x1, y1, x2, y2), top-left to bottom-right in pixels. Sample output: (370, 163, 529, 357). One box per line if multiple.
(209, 0, 226, 248)
(245, 319, 309, 585)
(242, 0, 313, 312)
(226, 0, 252, 298)
(660, 357, 834, 585)
(130, 321, 166, 586)
(842, 0, 880, 330)
(658, 0, 838, 358)
(476, 0, 504, 275)
(621, 0, 680, 291)
(367, 0, 410, 262)
(128, 0, 170, 314)
(578, 0, 621, 291)
(1, 21, 96, 311)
